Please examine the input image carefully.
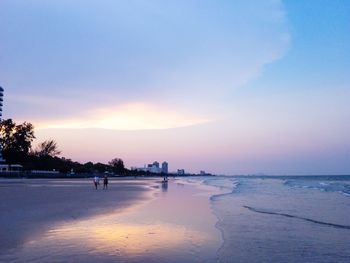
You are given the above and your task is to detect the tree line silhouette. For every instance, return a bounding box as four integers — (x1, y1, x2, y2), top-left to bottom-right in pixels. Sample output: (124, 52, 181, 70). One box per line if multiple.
(0, 119, 135, 176)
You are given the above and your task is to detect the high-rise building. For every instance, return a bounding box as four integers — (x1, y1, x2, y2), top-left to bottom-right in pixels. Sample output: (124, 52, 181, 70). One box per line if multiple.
(177, 169, 185, 175)
(161, 161, 168, 174)
(0, 87, 4, 163)
(133, 161, 168, 174)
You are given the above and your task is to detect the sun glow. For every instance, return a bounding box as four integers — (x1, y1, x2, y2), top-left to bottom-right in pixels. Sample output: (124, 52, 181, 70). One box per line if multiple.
(36, 103, 212, 130)
(42, 215, 211, 258)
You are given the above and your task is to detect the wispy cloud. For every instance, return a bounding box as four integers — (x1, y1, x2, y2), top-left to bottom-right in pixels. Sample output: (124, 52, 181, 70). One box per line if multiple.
(2, 0, 290, 124)
(36, 103, 212, 130)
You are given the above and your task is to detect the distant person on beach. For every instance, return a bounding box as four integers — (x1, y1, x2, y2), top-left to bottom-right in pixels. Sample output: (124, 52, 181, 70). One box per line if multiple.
(103, 175, 108, 189)
(93, 176, 100, 190)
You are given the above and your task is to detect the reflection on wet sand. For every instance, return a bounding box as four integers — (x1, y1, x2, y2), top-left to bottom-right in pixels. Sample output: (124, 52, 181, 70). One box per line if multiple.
(3, 179, 221, 262)
(44, 217, 210, 258)
(161, 180, 168, 192)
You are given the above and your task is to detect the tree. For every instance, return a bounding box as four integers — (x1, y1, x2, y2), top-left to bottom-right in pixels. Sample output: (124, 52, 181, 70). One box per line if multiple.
(94, 162, 109, 173)
(34, 139, 61, 157)
(109, 158, 125, 174)
(0, 119, 35, 163)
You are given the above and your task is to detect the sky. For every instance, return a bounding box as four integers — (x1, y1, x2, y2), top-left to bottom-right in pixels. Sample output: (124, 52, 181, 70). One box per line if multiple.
(1, 0, 349, 175)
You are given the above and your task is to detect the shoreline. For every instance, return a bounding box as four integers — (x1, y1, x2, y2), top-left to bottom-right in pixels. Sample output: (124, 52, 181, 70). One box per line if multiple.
(0, 178, 158, 251)
(0, 177, 223, 262)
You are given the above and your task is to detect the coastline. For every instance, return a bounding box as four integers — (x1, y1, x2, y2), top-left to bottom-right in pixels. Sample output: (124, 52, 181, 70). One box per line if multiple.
(2, 175, 350, 262)
(0, 178, 157, 251)
(0, 177, 222, 263)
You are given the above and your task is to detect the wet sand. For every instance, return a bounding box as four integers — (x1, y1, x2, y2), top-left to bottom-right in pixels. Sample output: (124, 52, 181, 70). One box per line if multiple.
(0, 178, 156, 251)
(0, 178, 222, 263)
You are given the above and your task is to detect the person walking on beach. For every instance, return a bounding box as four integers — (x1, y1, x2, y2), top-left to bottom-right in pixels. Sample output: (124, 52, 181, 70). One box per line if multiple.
(103, 175, 108, 189)
(93, 176, 100, 190)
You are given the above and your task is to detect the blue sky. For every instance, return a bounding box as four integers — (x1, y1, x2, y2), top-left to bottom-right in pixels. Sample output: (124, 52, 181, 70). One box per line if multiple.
(1, 0, 349, 174)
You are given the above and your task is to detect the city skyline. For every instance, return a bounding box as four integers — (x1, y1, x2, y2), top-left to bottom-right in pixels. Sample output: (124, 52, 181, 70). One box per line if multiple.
(1, 1, 349, 175)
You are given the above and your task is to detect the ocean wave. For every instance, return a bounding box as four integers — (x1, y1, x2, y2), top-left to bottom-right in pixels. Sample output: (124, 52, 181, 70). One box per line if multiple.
(243, 205, 350, 230)
(284, 179, 350, 197)
(199, 177, 240, 200)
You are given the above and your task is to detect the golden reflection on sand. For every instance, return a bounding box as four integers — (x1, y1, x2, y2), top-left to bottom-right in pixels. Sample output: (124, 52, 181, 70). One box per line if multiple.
(5, 180, 222, 262)
(45, 215, 211, 257)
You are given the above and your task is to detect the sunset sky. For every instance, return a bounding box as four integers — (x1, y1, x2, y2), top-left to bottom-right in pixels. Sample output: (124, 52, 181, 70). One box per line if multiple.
(1, 0, 349, 174)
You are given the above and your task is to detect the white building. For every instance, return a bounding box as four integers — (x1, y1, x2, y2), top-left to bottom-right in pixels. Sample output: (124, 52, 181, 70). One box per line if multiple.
(161, 162, 168, 174)
(0, 164, 23, 172)
(132, 161, 168, 174)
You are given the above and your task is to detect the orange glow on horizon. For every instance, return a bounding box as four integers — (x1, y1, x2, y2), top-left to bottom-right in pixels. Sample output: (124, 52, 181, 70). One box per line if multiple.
(35, 103, 212, 130)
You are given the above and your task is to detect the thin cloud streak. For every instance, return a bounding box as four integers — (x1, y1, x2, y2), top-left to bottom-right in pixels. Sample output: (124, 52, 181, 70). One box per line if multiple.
(35, 103, 213, 130)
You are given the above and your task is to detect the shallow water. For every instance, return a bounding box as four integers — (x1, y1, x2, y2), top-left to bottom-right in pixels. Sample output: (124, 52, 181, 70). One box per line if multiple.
(1, 176, 350, 262)
(205, 175, 350, 263)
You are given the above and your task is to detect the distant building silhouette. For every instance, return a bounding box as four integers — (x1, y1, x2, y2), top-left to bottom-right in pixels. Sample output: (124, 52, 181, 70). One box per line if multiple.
(177, 169, 185, 175)
(132, 160, 168, 174)
(0, 87, 4, 163)
(161, 162, 168, 174)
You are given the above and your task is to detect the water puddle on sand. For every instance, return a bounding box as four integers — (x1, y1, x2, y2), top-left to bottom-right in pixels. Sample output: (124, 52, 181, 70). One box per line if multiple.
(3, 179, 221, 263)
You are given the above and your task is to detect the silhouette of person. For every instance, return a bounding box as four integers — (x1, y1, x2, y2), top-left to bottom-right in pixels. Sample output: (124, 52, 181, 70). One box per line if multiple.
(103, 175, 108, 189)
(93, 176, 99, 190)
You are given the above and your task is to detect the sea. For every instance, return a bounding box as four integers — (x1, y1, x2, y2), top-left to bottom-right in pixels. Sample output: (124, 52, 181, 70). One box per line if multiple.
(1, 175, 350, 262)
(197, 175, 350, 263)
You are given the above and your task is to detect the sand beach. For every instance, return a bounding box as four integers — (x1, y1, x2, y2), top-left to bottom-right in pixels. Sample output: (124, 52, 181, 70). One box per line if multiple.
(0, 178, 154, 251)
(2, 176, 350, 263)
(0, 177, 221, 262)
